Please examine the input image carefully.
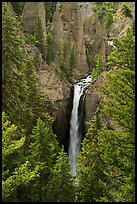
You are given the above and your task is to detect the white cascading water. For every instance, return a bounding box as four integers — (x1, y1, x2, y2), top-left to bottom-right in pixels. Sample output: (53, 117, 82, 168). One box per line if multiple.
(69, 75, 92, 176)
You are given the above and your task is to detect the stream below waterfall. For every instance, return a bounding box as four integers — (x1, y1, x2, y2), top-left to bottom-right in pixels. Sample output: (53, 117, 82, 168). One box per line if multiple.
(68, 75, 92, 176)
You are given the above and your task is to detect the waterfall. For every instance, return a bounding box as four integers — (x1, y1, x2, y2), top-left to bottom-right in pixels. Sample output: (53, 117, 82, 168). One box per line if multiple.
(68, 75, 92, 176)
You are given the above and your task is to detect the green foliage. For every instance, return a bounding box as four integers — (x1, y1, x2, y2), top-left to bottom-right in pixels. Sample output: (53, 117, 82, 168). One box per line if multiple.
(77, 100, 135, 202)
(98, 69, 135, 133)
(76, 111, 104, 202)
(121, 3, 133, 18)
(107, 28, 135, 71)
(76, 23, 135, 202)
(3, 161, 40, 201)
(93, 2, 118, 32)
(33, 52, 40, 71)
(44, 2, 57, 26)
(27, 117, 60, 201)
(91, 54, 104, 81)
(46, 147, 75, 202)
(69, 43, 76, 73)
(2, 112, 25, 178)
(29, 117, 60, 168)
(61, 39, 68, 65)
(58, 40, 76, 83)
(2, 112, 40, 201)
(11, 2, 25, 16)
(46, 32, 55, 65)
(2, 2, 46, 134)
(34, 15, 46, 60)
(25, 33, 39, 46)
(104, 12, 113, 32)
(85, 45, 91, 67)
(2, 3, 75, 202)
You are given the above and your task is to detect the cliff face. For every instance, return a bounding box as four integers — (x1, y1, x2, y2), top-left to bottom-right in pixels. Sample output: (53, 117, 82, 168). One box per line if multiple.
(51, 2, 103, 79)
(18, 2, 134, 146)
(36, 67, 72, 150)
(84, 2, 135, 132)
(110, 2, 135, 38)
(21, 2, 46, 40)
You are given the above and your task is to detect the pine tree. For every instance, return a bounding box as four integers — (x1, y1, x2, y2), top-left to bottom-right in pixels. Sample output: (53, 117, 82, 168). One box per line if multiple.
(91, 53, 104, 81)
(2, 112, 40, 201)
(76, 24, 135, 202)
(27, 117, 60, 201)
(44, 2, 57, 26)
(46, 32, 55, 65)
(76, 111, 104, 202)
(69, 43, 76, 72)
(46, 147, 75, 202)
(2, 2, 47, 134)
(107, 28, 135, 71)
(11, 2, 25, 16)
(34, 14, 46, 60)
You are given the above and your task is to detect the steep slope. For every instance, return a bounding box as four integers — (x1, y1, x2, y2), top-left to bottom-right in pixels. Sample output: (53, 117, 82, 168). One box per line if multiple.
(84, 2, 135, 131)
(21, 2, 46, 40)
(51, 2, 105, 79)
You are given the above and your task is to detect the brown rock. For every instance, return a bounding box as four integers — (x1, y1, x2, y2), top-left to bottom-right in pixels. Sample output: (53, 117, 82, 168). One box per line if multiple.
(51, 2, 96, 79)
(21, 2, 46, 40)
(110, 2, 135, 38)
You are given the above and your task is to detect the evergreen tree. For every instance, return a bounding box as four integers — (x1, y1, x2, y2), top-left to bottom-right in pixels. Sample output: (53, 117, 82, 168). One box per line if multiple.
(2, 2, 47, 134)
(2, 112, 40, 201)
(46, 147, 75, 202)
(11, 2, 25, 16)
(76, 24, 135, 202)
(44, 2, 57, 26)
(34, 14, 46, 60)
(107, 28, 135, 71)
(46, 32, 55, 65)
(60, 39, 68, 67)
(76, 111, 104, 202)
(59, 39, 75, 83)
(69, 43, 76, 73)
(85, 45, 92, 68)
(27, 117, 60, 201)
(93, 2, 118, 24)
(91, 53, 104, 81)
(96, 68, 135, 201)
(121, 3, 133, 19)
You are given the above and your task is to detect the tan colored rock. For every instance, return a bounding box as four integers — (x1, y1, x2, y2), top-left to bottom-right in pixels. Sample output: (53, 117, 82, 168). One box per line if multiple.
(84, 12, 106, 65)
(51, 2, 96, 79)
(85, 87, 100, 130)
(36, 67, 71, 103)
(21, 2, 46, 40)
(110, 2, 135, 38)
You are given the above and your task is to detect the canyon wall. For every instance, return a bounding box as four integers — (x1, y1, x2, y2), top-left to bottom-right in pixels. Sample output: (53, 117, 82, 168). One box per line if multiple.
(51, 2, 105, 79)
(17, 2, 135, 148)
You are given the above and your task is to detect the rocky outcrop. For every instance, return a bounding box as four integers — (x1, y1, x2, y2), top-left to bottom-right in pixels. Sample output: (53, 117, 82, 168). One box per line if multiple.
(36, 64, 72, 150)
(84, 77, 101, 132)
(84, 12, 106, 66)
(21, 2, 46, 40)
(36, 68, 71, 104)
(110, 2, 135, 38)
(20, 2, 74, 149)
(84, 2, 135, 133)
(51, 2, 103, 79)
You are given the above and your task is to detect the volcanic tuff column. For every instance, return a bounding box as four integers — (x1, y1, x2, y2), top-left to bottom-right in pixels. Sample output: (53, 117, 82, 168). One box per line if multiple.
(51, 2, 94, 79)
(21, 2, 46, 40)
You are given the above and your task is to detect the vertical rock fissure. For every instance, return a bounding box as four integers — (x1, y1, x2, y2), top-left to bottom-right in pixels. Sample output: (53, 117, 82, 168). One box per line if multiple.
(68, 75, 92, 176)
